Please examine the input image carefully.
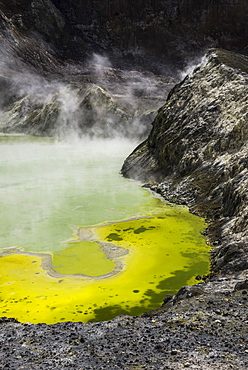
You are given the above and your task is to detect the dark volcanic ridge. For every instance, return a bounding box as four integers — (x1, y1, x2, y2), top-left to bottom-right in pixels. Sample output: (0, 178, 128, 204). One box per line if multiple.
(1, 0, 248, 69)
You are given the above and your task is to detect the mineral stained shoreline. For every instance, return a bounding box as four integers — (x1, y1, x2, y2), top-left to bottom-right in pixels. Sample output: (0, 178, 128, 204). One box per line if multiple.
(1, 49, 248, 369)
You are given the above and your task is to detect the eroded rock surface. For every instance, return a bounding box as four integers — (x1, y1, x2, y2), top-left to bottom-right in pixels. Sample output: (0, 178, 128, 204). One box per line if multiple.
(0, 84, 130, 138)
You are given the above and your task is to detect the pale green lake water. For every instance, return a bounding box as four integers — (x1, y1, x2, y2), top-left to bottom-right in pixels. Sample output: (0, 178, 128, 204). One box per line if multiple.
(0, 136, 153, 252)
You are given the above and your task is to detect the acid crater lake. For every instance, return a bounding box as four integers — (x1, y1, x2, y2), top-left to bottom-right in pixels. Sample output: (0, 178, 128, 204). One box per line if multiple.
(0, 135, 210, 323)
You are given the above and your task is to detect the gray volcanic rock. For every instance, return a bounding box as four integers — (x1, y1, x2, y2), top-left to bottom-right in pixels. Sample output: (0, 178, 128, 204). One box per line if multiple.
(121, 49, 248, 277)
(76, 84, 131, 137)
(0, 9, 65, 76)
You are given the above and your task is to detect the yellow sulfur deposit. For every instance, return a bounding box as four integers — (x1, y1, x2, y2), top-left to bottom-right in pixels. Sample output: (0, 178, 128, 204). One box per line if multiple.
(0, 209, 210, 324)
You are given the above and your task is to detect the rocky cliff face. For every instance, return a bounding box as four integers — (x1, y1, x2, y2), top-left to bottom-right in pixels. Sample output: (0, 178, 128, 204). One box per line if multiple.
(122, 49, 248, 276)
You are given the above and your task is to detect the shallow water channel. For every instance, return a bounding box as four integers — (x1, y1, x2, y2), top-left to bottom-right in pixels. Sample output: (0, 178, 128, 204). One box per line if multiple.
(0, 135, 211, 324)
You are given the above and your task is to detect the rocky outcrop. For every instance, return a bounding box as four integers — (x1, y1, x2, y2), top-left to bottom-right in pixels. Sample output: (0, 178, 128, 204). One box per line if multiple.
(0, 9, 65, 76)
(122, 49, 248, 276)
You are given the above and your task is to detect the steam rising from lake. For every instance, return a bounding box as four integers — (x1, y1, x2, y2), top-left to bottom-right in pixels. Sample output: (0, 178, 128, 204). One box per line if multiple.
(0, 51, 175, 140)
